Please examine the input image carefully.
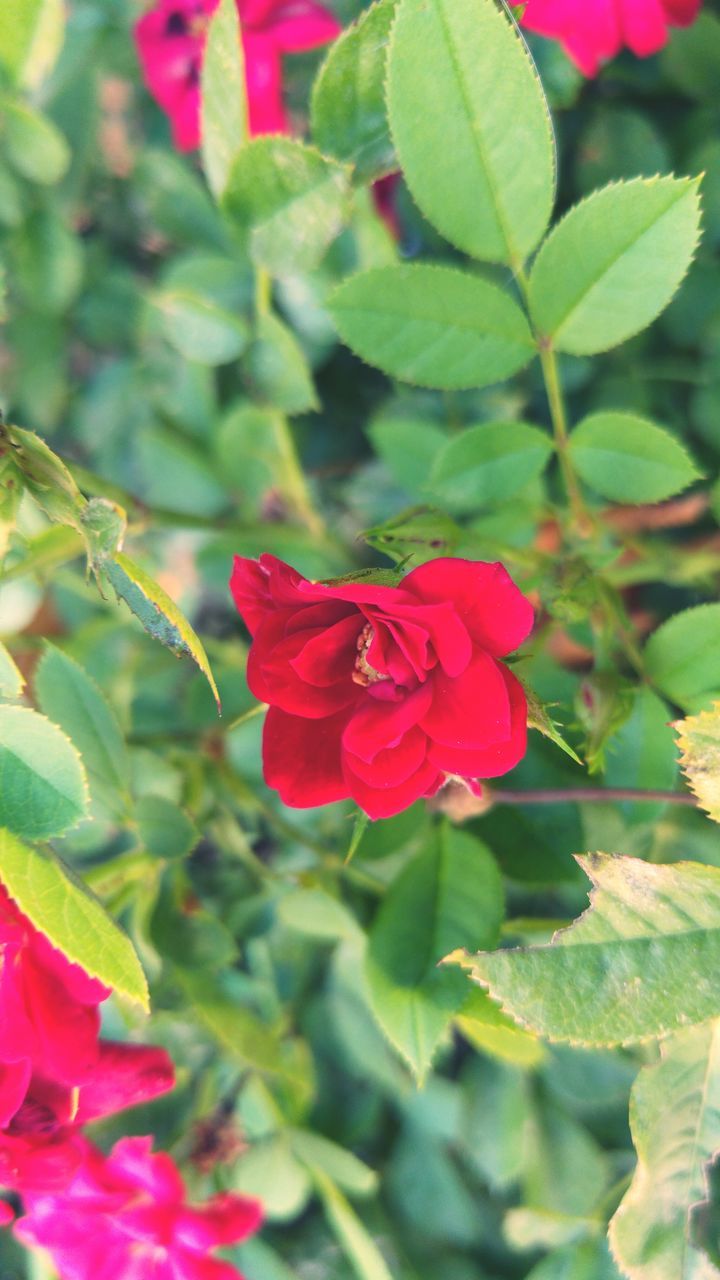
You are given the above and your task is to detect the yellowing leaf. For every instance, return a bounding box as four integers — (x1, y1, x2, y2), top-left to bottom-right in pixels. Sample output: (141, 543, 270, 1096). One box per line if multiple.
(675, 701, 720, 823)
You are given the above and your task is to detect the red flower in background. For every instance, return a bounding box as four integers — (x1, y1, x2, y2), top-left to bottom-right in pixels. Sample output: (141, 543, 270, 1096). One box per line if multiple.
(16, 1135, 263, 1280)
(135, 0, 340, 149)
(520, 0, 701, 76)
(0, 886, 174, 1195)
(231, 555, 533, 819)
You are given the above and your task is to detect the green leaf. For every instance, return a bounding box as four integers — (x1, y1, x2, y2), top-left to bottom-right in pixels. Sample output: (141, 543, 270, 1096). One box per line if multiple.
(0, 640, 24, 701)
(0, 0, 65, 87)
(568, 413, 701, 504)
(4, 423, 84, 529)
(135, 795, 199, 861)
(463, 854, 720, 1046)
(103, 552, 221, 711)
(366, 825, 503, 1078)
(289, 1130, 378, 1197)
(368, 416, 446, 495)
(223, 137, 350, 275)
(644, 604, 720, 710)
(456, 986, 546, 1067)
(0, 830, 148, 1009)
(175, 968, 286, 1075)
(386, 0, 555, 264)
(330, 264, 535, 390)
(154, 289, 249, 366)
(312, 1166, 393, 1280)
(245, 311, 318, 413)
(675, 702, 720, 824)
(232, 1136, 312, 1221)
(276, 888, 362, 942)
(609, 1021, 720, 1280)
(528, 177, 702, 354)
(35, 644, 130, 822)
(362, 505, 460, 562)
(201, 0, 247, 199)
(0, 703, 88, 839)
(429, 421, 552, 513)
(1, 97, 70, 185)
(526, 1240, 622, 1280)
(311, 0, 398, 183)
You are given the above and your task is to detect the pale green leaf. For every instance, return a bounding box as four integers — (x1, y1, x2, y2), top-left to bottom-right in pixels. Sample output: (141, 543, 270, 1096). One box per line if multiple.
(290, 1129, 378, 1196)
(528, 177, 702, 354)
(331, 264, 535, 390)
(368, 416, 446, 494)
(35, 644, 130, 822)
(0, 640, 24, 701)
(386, 0, 555, 264)
(429, 421, 553, 513)
(0, 703, 88, 839)
(463, 853, 720, 1046)
(175, 968, 285, 1075)
(0, 0, 65, 87)
(675, 702, 720, 824)
(569, 413, 701, 504)
(311, 0, 398, 183)
(0, 830, 148, 1008)
(313, 1166, 393, 1280)
(154, 289, 249, 366)
(456, 986, 546, 1067)
(644, 604, 720, 710)
(201, 0, 247, 198)
(232, 1136, 312, 1221)
(609, 1021, 720, 1280)
(1, 97, 70, 186)
(135, 795, 199, 861)
(277, 888, 363, 942)
(366, 825, 503, 1078)
(104, 552, 220, 710)
(223, 137, 350, 275)
(246, 311, 318, 413)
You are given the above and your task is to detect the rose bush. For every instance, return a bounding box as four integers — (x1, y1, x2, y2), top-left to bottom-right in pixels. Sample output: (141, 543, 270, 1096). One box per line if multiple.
(231, 554, 534, 818)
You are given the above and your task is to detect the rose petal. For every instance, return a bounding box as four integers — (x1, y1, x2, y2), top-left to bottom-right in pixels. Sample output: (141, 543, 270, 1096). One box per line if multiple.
(346, 757, 443, 820)
(263, 707, 350, 807)
(421, 651, 510, 751)
(342, 683, 434, 764)
(427, 668, 527, 778)
(403, 559, 533, 658)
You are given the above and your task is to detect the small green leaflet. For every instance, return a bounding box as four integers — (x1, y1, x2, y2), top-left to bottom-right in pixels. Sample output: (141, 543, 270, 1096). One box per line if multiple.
(387, 0, 555, 265)
(201, 0, 247, 199)
(609, 1021, 720, 1280)
(644, 603, 720, 710)
(135, 795, 199, 861)
(1, 97, 70, 186)
(528, 177, 702, 354)
(0, 640, 24, 701)
(568, 412, 701, 504)
(675, 702, 720, 824)
(0, 0, 65, 88)
(104, 552, 221, 711)
(331, 264, 535, 390)
(0, 703, 88, 840)
(463, 854, 720, 1046)
(0, 830, 148, 1009)
(154, 289, 249, 366)
(429, 421, 553, 513)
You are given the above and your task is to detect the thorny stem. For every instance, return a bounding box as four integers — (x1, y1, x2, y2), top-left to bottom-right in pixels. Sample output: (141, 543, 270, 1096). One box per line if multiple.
(495, 786, 697, 806)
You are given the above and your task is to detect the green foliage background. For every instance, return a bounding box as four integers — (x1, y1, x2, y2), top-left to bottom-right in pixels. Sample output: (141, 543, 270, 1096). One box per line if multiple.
(2, 1, 720, 1277)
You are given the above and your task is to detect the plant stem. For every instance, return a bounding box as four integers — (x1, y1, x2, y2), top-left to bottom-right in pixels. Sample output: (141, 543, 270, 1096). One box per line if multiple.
(495, 786, 696, 806)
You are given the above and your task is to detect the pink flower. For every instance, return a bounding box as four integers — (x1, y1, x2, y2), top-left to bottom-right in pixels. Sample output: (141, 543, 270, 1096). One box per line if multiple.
(0, 886, 174, 1194)
(231, 555, 533, 820)
(520, 0, 701, 75)
(16, 1135, 263, 1280)
(135, 0, 341, 150)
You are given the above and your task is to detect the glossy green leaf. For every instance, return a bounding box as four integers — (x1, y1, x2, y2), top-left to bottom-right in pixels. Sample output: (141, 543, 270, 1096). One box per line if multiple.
(429, 421, 552, 513)
(366, 825, 503, 1078)
(136, 795, 199, 861)
(201, 0, 246, 198)
(331, 265, 534, 390)
(675, 702, 720, 824)
(0, 703, 88, 839)
(0, 830, 148, 1008)
(609, 1021, 720, 1280)
(0, 0, 64, 87)
(223, 137, 350, 275)
(311, 0, 398, 183)
(644, 604, 720, 710)
(246, 311, 318, 413)
(35, 644, 130, 821)
(1, 97, 70, 185)
(529, 177, 702, 354)
(569, 413, 700, 504)
(0, 640, 24, 701)
(104, 552, 221, 710)
(387, 0, 555, 264)
(154, 289, 249, 366)
(464, 854, 720, 1046)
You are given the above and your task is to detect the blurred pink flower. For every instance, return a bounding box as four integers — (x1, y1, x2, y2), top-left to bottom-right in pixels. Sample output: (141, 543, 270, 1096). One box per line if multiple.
(520, 0, 702, 75)
(135, 0, 340, 150)
(16, 1135, 263, 1280)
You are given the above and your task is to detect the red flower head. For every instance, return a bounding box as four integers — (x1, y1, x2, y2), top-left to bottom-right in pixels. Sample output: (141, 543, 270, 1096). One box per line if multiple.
(520, 0, 702, 76)
(134, 0, 341, 150)
(0, 887, 174, 1195)
(15, 1135, 263, 1280)
(230, 555, 534, 820)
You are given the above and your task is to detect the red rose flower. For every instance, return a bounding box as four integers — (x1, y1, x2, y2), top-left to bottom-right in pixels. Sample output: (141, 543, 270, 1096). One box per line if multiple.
(134, 0, 340, 151)
(230, 555, 533, 819)
(520, 0, 701, 76)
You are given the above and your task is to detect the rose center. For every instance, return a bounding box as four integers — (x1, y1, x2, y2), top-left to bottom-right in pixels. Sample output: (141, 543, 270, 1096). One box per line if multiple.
(352, 624, 389, 687)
